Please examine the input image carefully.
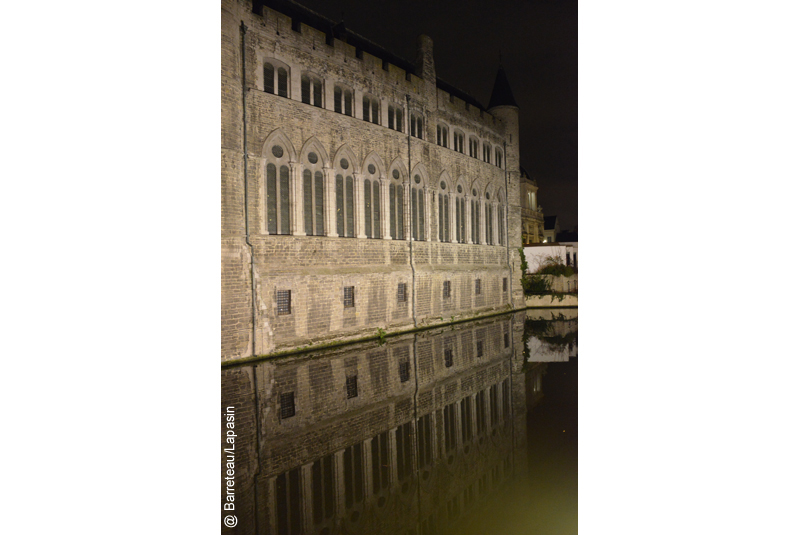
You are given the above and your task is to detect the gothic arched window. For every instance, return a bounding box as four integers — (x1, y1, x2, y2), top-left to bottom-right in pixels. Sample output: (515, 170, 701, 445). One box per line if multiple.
(336, 157, 355, 237)
(266, 143, 291, 235)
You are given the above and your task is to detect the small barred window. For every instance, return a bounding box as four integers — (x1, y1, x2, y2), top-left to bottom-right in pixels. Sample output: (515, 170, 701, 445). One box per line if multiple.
(280, 392, 295, 419)
(397, 283, 407, 303)
(444, 348, 454, 368)
(399, 360, 410, 383)
(443, 281, 451, 299)
(475, 279, 481, 295)
(476, 340, 484, 358)
(346, 375, 358, 398)
(277, 290, 291, 315)
(344, 286, 355, 308)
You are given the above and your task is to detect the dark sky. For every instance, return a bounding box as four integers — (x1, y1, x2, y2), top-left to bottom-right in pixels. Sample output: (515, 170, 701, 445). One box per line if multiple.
(289, 0, 578, 231)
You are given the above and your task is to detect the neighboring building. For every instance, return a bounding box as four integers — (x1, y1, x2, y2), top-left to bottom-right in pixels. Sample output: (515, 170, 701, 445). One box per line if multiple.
(542, 215, 559, 243)
(519, 167, 544, 244)
(522, 243, 577, 274)
(222, 0, 526, 362)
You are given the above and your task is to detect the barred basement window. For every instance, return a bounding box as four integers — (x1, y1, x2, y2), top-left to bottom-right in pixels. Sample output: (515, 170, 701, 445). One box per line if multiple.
(280, 392, 295, 419)
(504, 332, 509, 348)
(344, 286, 355, 308)
(503, 277, 508, 292)
(475, 279, 481, 295)
(443, 280, 451, 299)
(277, 290, 291, 315)
(397, 282, 407, 303)
(346, 375, 358, 398)
(444, 348, 453, 368)
(476, 340, 483, 358)
(399, 359, 410, 382)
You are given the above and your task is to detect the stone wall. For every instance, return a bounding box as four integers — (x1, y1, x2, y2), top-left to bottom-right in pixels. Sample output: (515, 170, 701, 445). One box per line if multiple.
(223, 0, 525, 361)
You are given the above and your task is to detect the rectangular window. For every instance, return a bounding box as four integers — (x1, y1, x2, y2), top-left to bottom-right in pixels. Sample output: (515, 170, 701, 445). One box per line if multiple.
(444, 348, 453, 368)
(280, 392, 295, 419)
(397, 282, 407, 303)
(346, 375, 358, 398)
(277, 290, 291, 315)
(344, 286, 355, 308)
(503, 277, 508, 292)
(476, 340, 483, 358)
(443, 280, 451, 299)
(475, 279, 481, 295)
(504, 332, 509, 348)
(399, 359, 410, 383)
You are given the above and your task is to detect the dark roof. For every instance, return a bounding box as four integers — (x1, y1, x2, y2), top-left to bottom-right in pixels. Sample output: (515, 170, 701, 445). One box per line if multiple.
(556, 231, 578, 242)
(543, 215, 558, 230)
(488, 65, 518, 108)
(256, 0, 487, 111)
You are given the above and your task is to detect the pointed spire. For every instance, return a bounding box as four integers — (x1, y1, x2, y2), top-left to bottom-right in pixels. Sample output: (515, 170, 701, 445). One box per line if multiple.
(488, 64, 517, 109)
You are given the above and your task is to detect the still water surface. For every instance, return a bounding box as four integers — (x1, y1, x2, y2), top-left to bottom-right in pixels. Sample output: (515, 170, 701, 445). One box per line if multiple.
(221, 310, 577, 535)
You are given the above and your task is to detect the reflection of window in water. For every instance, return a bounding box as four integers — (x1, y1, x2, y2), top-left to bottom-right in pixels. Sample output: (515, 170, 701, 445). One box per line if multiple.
(476, 390, 487, 436)
(460, 396, 473, 443)
(275, 467, 302, 535)
(396, 422, 413, 481)
(343, 443, 364, 508)
(371, 431, 390, 494)
(416, 414, 433, 469)
(443, 402, 458, 453)
(312, 455, 335, 525)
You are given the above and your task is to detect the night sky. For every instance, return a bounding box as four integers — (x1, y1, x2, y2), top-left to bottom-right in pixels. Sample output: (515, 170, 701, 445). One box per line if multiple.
(288, 0, 578, 231)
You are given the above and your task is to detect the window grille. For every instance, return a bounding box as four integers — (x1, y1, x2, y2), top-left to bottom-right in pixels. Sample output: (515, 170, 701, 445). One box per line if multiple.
(399, 359, 410, 382)
(344, 286, 355, 308)
(443, 281, 451, 299)
(277, 290, 291, 315)
(280, 392, 295, 419)
(444, 348, 453, 368)
(346, 375, 358, 398)
(397, 282, 407, 302)
(476, 340, 483, 358)
(475, 279, 481, 295)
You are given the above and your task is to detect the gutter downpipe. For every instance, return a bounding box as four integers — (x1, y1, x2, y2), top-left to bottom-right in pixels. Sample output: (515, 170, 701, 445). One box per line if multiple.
(241, 21, 261, 535)
(407, 95, 417, 328)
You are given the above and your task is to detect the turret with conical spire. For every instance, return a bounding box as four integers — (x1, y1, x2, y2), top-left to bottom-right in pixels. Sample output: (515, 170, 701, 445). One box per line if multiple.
(488, 64, 518, 109)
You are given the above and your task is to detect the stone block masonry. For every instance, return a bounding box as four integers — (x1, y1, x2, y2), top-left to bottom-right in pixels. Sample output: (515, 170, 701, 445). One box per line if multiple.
(222, 0, 526, 361)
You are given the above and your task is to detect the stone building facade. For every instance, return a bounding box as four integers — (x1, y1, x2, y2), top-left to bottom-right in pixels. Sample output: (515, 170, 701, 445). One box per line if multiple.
(222, 0, 526, 362)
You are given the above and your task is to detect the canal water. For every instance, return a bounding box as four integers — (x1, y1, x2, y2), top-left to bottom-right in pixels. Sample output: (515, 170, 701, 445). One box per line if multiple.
(221, 309, 577, 535)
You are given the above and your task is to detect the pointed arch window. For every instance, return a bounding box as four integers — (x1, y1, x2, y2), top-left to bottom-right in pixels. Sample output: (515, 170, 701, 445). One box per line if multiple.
(363, 163, 381, 239)
(495, 147, 504, 168)
(336, 158, 355, 237)
(266, 143, 291, 235)
(411, 174, 425, 241)
(483, 143, 492, 163)
(301, 72, 323, 107)
(485, 194, 494, 245)
(264, 60, 289, 98)
(471, 191, 481, 244)
(497, 200, 505, 246)
(438, 181, 450, 243)
(302, 150, 324, 236)
(455, 185, 466, 243)
(389, 168, 405, 240)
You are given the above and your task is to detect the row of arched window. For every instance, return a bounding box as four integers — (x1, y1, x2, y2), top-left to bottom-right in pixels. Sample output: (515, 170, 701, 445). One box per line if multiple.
(263, 58, 503, 167)
(436, 123, 504, 168)
(263, 130, 508, 246)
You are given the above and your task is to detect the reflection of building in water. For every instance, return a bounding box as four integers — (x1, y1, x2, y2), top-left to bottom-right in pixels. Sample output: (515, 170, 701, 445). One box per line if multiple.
(222, 312, 531, 535)
(524, 309, 578, 363)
